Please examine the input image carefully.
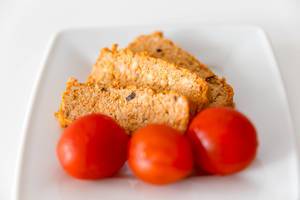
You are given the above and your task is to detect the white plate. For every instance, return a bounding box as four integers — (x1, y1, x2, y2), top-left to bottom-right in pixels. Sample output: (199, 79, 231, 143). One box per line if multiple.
(14, 26, 299, 200)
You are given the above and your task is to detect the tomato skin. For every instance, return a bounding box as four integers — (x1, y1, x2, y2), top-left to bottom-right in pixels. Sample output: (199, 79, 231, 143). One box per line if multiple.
(57, 114, 129, 179)
(188, 108, 258, 175)
(128, 124, 193, 185)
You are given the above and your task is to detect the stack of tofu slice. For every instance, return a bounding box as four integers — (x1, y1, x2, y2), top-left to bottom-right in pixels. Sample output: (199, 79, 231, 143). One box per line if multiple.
(55, 32, 234, 134)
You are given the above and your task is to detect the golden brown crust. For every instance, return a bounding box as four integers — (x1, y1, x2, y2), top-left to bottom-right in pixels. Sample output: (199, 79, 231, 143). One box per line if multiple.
(88, 45, 208, 111)
(205, 76, 234, 108)
(55, 78, 190, 134)
(127, 31, 234, 108)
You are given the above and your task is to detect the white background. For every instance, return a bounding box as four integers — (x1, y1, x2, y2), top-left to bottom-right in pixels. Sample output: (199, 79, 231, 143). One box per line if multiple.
(0, 0, 299, 199)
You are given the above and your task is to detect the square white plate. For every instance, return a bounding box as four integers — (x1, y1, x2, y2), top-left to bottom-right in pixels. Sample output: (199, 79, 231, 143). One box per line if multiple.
(14, 26, 299, 200)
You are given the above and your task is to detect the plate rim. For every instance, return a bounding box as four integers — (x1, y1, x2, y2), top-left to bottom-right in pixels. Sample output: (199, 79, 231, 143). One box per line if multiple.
(13, 31, 61, 200)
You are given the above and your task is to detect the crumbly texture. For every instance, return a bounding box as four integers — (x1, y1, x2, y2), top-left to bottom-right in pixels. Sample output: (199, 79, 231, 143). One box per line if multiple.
(55, 78, 190, 134)
(127, 31, 234, 107)
(88, 45, 208, 111)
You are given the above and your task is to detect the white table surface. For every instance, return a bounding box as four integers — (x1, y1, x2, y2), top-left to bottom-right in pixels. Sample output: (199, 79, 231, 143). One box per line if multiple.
(0, 0, 299, 199)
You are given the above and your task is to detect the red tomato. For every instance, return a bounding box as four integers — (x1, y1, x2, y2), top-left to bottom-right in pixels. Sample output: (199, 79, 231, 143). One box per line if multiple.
(128, 124, 193, 185)
(57, 114, 129, 179)
(188, 107, 258, 175)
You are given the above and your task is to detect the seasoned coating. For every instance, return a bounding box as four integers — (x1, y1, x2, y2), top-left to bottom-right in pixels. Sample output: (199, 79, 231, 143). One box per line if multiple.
(127, 31, 234, 107)
(88, 45, 209, 111)
(55, 78, 190, 134)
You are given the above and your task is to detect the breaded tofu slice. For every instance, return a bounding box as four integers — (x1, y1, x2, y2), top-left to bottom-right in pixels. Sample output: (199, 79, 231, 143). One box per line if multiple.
(55, 78, 190, 134)
(88, 45, 208, 111)
(127, 31, 234, 107)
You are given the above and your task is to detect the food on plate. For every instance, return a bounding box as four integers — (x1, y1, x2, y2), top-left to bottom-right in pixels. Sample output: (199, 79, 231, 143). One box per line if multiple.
(55, 78, 190, 133)
(187, 107, 258, 175)
(127, 31, 234, 108)
(88, 44, 208, 112)
(56, 114, 129, 179)
(54, 31, 260, 183)
(128, 124, 194, 184)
